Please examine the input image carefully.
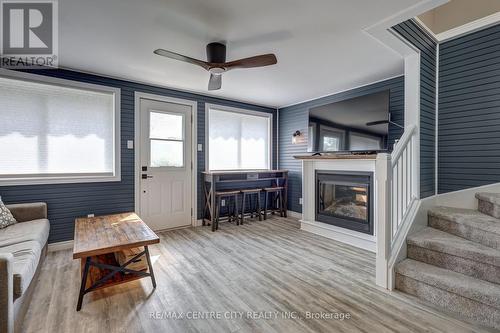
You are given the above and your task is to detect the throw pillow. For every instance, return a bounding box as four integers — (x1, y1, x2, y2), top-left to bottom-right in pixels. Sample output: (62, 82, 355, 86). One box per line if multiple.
(0, 197, 17, 229)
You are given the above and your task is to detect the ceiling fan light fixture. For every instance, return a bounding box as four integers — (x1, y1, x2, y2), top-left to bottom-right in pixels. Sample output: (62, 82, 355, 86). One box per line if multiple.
(208, 67, 225, 75)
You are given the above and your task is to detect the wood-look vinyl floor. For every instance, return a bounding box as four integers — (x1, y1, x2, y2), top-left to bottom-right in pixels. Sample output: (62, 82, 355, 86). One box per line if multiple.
(23, 217, 494, 333)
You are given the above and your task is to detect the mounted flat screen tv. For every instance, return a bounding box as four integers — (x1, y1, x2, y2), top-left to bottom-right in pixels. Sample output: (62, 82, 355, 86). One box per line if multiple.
(307, 90, 393, 153)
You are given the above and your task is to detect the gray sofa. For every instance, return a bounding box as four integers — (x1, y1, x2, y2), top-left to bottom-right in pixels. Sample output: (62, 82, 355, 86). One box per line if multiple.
(0, 203, 49, 333)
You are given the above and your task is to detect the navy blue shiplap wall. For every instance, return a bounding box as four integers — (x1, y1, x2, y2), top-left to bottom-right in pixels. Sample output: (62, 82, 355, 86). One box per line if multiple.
(278, 76, 404, 213)
(0, 68, 276, 243)
(438, 23, 500, 193)
(393, 20, 437, 199)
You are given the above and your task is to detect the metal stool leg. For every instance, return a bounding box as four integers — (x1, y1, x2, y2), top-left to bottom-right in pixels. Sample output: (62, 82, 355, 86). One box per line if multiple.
(257, 192, 262, 221)
(234, 194, 239, 225)
(279, 190, 284, 217)
(281, 189, 286, 217)
(249, 195, 254, 218)
(238, 193, 243, 225)
(264, 191, 268, 220)
(216, 196, 222, 230)
(229, 196, 234, 223)
(213, 196, 219, 231)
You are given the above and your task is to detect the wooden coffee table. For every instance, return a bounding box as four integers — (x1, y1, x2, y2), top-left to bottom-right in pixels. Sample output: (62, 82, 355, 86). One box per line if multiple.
(73, 212, 159, 311)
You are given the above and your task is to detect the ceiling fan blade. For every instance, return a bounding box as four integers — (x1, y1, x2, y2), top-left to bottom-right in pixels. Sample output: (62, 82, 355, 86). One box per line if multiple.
(154, 49, 210, 70)
(224, 54, 277, 70)
(208, 74, 222, 91)
(366, 120, 389, 126)
(366, 119, 404, 129)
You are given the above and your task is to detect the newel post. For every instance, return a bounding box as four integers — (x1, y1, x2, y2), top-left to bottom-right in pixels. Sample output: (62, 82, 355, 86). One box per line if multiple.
(375, 153, 392, 289)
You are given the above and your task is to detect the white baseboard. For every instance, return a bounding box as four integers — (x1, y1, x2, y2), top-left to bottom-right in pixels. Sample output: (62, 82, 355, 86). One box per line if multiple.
(300, 220, 376, 253)
(287, 210, 302, 220)
(48, 240, 73, 252)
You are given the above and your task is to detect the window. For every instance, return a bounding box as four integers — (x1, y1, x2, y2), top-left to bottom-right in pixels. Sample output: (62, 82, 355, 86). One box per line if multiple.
(149, 111, 184, 168)
(349, 132, 382, 151)
(207, 105, 271, 170)
(0, 72, 120, 185)
(319, 126, 345, 152)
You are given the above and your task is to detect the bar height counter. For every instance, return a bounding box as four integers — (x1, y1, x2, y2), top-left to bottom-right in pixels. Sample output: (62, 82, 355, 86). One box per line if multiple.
(202, 169, 288, 227)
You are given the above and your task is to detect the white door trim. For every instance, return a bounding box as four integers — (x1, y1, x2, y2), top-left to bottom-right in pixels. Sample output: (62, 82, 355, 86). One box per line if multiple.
(134, 92, 198, 227)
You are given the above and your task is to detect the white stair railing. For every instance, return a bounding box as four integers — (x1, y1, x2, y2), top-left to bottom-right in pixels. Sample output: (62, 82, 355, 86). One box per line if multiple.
(376, 125, 418, 289)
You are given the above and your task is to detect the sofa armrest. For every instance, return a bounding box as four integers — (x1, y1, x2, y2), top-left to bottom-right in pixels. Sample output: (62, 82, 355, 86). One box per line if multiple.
(5, 203, 47, 223)
(0, 253, 13, 333)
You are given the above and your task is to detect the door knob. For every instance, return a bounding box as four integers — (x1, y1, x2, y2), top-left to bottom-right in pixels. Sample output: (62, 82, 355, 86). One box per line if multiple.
(141, 174, 153, 179)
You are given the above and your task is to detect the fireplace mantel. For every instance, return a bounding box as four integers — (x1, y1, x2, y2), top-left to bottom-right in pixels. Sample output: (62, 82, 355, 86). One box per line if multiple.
(294, 154, 377, 160)
(299, 157, 379, 252)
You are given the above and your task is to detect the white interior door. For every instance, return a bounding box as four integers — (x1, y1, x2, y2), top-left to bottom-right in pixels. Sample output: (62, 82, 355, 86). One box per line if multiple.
(139, 98, 193, 230)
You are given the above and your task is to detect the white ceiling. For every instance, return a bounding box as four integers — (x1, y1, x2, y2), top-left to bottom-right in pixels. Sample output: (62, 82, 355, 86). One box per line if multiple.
(59, 0, 423, 107)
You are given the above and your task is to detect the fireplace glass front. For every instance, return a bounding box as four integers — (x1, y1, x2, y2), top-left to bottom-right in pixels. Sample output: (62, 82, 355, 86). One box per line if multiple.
(316, 171, 373, 234)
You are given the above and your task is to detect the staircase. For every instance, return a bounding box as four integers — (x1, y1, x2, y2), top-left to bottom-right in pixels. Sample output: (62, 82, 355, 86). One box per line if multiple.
(395, 192, 500, 329)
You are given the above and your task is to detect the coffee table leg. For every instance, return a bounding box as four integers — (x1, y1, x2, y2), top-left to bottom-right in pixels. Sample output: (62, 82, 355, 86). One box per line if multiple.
(144, 246, 156, 288)
(77, 257, 91, 311)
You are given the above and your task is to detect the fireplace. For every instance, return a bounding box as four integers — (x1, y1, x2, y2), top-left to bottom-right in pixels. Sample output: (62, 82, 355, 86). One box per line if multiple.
(316, 171, 373, 235)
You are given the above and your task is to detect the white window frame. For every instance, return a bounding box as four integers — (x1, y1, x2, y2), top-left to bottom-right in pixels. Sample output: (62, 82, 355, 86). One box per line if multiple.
(0, 69, 121, 186)
(205, 103, 273, 171)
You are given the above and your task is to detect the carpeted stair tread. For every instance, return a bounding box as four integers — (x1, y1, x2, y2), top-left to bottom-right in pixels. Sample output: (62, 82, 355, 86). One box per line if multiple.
(476, 192, 500, 206)
(428, 206, 500, 249)
(408, 227, 500, 267)
(395, 259, 500, 309)
(476, 192, 500, 219)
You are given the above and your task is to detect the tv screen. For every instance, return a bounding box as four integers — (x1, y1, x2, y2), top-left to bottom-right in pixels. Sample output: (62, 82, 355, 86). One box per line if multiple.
(307, 90, 390, 153)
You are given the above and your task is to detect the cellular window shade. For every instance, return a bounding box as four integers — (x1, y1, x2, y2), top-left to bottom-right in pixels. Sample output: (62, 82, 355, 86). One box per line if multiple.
(208, 108, 270, 170)
(0, 77, 116, 177)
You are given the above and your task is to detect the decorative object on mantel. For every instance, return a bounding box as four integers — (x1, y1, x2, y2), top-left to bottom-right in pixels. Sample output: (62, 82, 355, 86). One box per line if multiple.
(291, 130, 304, 144)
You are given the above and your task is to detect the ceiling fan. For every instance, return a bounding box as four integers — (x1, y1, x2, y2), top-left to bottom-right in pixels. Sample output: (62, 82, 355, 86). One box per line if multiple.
(154, 42, 277, 91)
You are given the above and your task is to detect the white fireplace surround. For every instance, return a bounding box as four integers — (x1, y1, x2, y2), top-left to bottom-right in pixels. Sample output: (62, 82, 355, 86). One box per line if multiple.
(300, 157, 378, 252)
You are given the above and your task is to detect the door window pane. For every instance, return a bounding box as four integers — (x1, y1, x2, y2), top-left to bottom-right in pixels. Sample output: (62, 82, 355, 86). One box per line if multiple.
(150, 140, 184, 167)
(150, 112, 183, 140)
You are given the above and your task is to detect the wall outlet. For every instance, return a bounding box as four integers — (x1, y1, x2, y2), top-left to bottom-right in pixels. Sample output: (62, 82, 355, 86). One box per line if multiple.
(127, 140, 134, 149)
(197, 143, 203, 151)
(299, 198, 303, 205)
(87, 213, 95, 218)
(221, 199, 226, 207)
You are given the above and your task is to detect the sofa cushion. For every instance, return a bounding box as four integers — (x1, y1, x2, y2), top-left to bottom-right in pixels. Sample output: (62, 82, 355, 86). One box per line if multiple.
(0, 240, 42, 299)
(0, 198, 17, 229)
(0, 219, 49, 248)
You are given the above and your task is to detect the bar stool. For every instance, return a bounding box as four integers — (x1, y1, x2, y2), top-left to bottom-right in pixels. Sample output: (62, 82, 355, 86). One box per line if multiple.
(263, 186, 285, 220)
(239, 188, 262, 224)
(214, 190, 240, 231)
